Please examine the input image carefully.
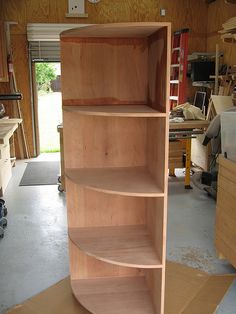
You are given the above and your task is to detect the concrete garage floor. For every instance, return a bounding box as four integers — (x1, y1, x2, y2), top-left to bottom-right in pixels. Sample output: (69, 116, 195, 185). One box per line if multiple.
(0, 155, 235, 313)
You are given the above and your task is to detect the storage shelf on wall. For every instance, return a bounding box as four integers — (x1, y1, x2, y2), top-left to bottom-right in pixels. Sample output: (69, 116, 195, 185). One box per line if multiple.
(61, 22, 170, 314)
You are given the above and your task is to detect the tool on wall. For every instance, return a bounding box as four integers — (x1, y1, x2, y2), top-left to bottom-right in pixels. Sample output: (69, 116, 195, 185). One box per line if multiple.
(5, 22, 30, 159)
(170, 28, 189, 109)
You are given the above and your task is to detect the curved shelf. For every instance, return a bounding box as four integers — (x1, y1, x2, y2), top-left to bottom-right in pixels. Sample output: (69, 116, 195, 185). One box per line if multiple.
(71, 276, 155, 314)
(63, 105, 166, 117)
(65, 167, 164, 197)
(69, 225, 162, 268)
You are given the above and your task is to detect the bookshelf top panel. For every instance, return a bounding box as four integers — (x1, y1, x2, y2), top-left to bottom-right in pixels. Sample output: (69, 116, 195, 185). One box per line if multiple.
(61, 22, 171, 39)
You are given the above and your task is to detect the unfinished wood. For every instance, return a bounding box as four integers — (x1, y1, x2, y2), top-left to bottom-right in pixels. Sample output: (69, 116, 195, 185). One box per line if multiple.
(191, 134, 211, 171)
(211, 95, 234, 115)
(169, 120, 209, 130)
(71, 276, 155, 314)
(61, 22, 168, 38)
(69, 242, 143, 281)
(61, 23, 170, 112)
(63, 113, 147, 169)
(148, 26, 170, 113)
(66, 182, 146, 229)
(147, 117, 168, 194)
(0, 123, 18, 144)
(66, 167, 164, 197)
(0, 22, 8, 82)
(0, 118, 22, 124)
(62, 23, 170, 314)
(215, 155, 236, 268)
(169, 140, 185, 169)
(0, 158, 12, 196)
(63, 105, 166, 117)
(69, 225, 162, 268)
(61, 37, 148, 106)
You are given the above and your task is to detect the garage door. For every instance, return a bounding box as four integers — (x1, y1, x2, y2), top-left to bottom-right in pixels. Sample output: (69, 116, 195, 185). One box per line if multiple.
(27, 23, 90, 62)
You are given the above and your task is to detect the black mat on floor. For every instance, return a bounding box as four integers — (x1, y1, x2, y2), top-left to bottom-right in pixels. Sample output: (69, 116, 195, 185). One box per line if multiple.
(19, 161, 60, 186)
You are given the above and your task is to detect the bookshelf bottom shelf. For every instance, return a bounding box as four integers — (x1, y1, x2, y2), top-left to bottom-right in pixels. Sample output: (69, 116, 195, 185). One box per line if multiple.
(71, 275, 155, 314)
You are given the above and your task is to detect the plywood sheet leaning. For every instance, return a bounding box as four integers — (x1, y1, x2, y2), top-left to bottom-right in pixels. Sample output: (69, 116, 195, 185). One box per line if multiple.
(219, 16, 236, 43)
(211, 95, 234, 115)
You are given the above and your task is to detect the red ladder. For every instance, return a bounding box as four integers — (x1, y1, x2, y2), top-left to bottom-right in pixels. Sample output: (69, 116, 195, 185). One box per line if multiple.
(170, 28, 189, 109)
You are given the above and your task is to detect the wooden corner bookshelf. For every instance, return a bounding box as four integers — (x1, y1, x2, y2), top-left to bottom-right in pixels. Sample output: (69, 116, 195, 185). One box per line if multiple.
(61, 22, 171, 314)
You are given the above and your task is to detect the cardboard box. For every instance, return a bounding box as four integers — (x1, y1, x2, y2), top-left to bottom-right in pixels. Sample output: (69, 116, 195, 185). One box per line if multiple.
(7, 262, 236, 314)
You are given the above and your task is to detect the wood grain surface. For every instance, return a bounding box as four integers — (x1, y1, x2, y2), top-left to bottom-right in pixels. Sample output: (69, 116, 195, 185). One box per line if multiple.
(69, 225, 162, 268)
(72, 276, 155, 314)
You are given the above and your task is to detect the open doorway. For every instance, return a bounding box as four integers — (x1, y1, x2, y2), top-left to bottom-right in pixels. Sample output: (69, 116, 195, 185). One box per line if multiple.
(35, 62, 62, 154)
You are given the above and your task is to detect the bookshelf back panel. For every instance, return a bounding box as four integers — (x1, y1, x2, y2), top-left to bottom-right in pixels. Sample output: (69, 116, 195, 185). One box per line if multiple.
(64, 112, 167, 186)
(61, 38, 148, 105)
(63, 112, 147, 169)
(66, 182, 146, 228)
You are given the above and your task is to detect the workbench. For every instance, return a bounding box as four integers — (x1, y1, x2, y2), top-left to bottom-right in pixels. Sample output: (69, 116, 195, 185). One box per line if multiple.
(169, 120, 209, 188)
(0, 118, 22, 195)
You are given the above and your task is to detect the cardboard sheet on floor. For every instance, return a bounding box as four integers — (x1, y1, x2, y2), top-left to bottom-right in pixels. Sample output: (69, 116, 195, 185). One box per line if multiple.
(7, 262, 236, 314)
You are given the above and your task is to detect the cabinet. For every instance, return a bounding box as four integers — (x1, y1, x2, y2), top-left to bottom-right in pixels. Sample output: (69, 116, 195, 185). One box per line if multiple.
(215, 155, 236, 268)
(61, 23, 170, 314)
(0, 120, 21, 195)
(0, 22, 9, 83)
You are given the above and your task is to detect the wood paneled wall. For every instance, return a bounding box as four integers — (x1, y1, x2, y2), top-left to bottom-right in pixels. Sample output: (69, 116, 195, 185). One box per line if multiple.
(207, 0, 236, 65)
(1, 0, 208, 157)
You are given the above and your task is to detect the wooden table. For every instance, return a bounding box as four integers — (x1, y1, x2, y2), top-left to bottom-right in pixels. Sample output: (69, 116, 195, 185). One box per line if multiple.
(169, 120, 209, 188)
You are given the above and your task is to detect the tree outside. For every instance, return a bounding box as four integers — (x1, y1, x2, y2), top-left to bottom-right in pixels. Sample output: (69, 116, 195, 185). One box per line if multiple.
(35, 62, 62, 153)
(35, 63, 57, 92)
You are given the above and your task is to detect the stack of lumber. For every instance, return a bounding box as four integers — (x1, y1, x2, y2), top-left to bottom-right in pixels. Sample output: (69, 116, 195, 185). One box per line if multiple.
(219, 17, 236, 43)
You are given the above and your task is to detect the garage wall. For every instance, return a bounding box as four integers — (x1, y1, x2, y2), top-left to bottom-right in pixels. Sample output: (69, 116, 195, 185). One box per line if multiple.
(0, 0, 208, 157)
(207, 0, 236, 65)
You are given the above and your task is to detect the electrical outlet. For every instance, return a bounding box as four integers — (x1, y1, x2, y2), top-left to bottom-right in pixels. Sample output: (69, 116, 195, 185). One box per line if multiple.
(68, 0, 85, 14)
(160, 8, 166, 16)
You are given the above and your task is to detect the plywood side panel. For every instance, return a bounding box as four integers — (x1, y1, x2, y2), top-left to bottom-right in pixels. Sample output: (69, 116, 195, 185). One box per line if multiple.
(63, 112, 147, 169)
(145, 269, 163, 314)
(148, 27, 170, 113)
(146, 198, 165, 262)
(66, 180, 146, 228)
